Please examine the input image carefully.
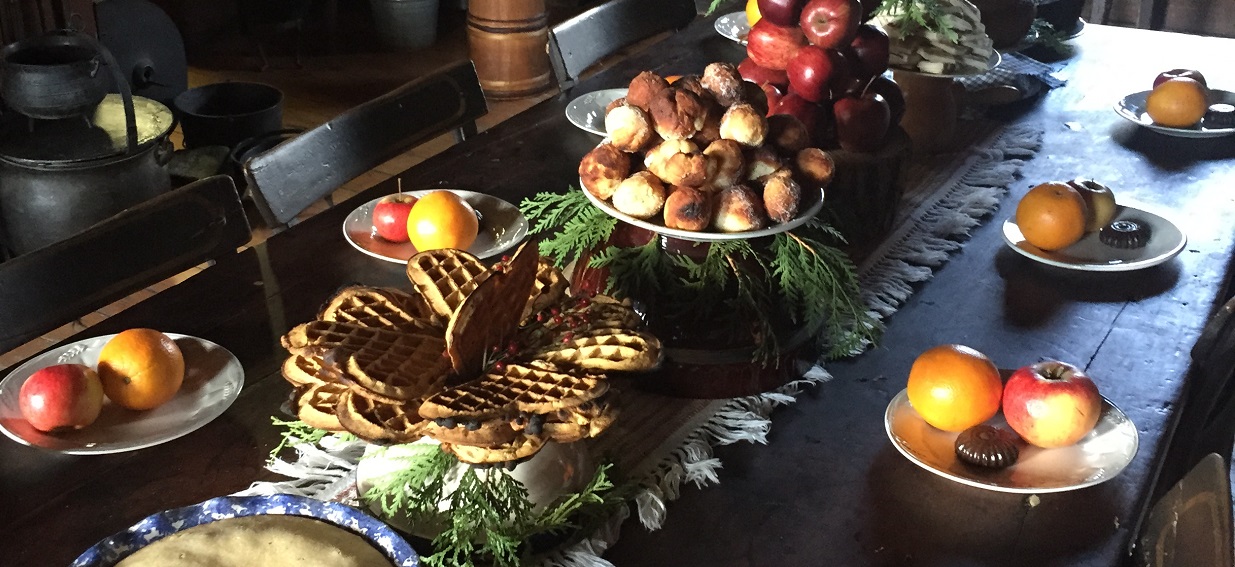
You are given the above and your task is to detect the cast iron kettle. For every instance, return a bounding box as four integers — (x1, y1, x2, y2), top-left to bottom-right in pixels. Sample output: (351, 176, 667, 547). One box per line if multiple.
(0, 31, 174, 256)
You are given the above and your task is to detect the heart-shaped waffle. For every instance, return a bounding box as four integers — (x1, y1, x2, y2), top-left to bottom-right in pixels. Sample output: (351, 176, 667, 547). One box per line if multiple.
(522, 258, 570, 321)
(293, 382, 349, 432)
(335, 390, 427, 444)
(419, 362, 608, 422)
(406, 248, 491, 323)
(528, 329, 661, 372)
(319, 286, 437, 334)
(282, 320, 431, 358)
(282, 354, 335, 387)
(540, 399, 617, 443)
(342, 334, 451, 402)
(446, 242, 539, 377)
(423, 419, 519, 448)
(443, 433, 546, 465)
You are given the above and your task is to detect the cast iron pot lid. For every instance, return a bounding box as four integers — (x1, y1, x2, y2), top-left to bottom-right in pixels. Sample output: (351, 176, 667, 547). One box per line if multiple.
(0, 93, 174, 165)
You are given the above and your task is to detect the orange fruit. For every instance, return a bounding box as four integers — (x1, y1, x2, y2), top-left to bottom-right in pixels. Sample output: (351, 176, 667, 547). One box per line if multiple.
(97, 329, 185, 410)
(1146, 77, 1208, 128)
(1015, 182, 1088, 251)
(746, 0, 762, 26)
(906, 344, 1002, 432)
(406, 191, 479, 252)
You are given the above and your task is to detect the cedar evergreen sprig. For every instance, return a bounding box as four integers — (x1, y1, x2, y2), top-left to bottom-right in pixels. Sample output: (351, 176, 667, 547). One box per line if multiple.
(268, 417, 354, 464)
(875, 0, 960, 43)
(520, 189, 615, 268)
(1029, 18, 1075, 57)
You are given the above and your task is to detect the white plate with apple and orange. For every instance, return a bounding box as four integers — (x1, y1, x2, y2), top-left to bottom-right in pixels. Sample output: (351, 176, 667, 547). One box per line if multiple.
(342, 189, 528, 264)
(1114, 88, 1235, 139)
(1002, 202, 1186, 272)
(885, 363, 1139, 494)
(0, 333, 243, 455)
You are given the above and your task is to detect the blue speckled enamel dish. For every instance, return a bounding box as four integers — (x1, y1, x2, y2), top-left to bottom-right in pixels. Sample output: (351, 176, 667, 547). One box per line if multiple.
(71, 494, 419, 567)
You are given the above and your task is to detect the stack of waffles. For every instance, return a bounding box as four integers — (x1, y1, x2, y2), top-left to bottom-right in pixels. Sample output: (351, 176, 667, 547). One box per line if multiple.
(279, 242, 661, 466)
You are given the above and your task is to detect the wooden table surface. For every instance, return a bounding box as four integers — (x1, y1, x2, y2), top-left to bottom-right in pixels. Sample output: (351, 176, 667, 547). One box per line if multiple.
(3, 13, 1235, 567)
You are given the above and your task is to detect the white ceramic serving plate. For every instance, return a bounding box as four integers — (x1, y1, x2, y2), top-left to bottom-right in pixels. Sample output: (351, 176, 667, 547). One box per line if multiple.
(1114, 89, 1235, 138)
(582, 183, 825, 242)
(1002, 203, 1186, 271)
(0, 334, 243, 454)
(565, 88, 629, 136)
(885, 388, 1139, 493)
(342, 190, 528, 263)
(714, 11, 749, 45)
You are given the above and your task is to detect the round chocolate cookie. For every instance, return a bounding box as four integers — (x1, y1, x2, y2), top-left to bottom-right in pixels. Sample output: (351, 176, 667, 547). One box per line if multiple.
(955, 425, 1020, 469)
(1099, 219, 1152, 249)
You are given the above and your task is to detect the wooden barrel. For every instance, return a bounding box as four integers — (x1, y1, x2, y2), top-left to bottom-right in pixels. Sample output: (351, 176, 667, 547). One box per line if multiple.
(466, 0, 553, 100)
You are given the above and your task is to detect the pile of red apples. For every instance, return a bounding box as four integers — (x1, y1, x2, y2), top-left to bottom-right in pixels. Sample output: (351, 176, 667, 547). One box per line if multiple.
(740, 0, 906, 154)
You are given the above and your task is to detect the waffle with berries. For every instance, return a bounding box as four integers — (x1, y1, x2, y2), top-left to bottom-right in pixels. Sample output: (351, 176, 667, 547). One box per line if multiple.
(278, 242, 661, 466)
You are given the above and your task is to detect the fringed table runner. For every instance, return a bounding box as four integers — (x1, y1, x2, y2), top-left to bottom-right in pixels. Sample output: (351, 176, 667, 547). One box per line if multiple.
(240, 119, 1045, 567)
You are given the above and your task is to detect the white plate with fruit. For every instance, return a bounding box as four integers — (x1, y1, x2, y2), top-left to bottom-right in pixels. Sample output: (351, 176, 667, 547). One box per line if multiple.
(566, 88, 628, 137)
(886, 346, 1139, 493)
(1002, 204, 1185, 272)
(1115, 89, 1235, 138)
(714, 11, 749, 45)
(1114, 69, 1235, 138)
(342, 189, 528, 264)
(0, 331, 243, 454)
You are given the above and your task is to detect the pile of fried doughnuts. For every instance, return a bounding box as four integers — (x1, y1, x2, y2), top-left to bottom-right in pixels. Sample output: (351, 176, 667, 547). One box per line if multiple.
(579, 63, 836, 233)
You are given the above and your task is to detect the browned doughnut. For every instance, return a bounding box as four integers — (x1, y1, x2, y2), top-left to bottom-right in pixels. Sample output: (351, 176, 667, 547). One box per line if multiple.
(767, 114, 811, 155)
(762, 171, 802, 224)
(701, 62, 745, 107)
(604, 96, 628, 115)
(712, 184, 767, 232)
(611, 171, 667, 219)
(794, 147, 836, 192)
(627, 71, 670, 111)
(664, 186, 713, 231)
(745, 145, 782, 181)
(649, 87, 707, 141)
(578, 143, 631, 200)
(604, 103, 656, 153)
(719, 103, 768, 147)
(702, 139, 746, 191)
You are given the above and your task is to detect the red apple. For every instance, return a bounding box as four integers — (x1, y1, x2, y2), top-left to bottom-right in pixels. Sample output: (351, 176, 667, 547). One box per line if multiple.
(759, 82, 784, 115)
(747, 20, 809, 71)
(833, 91, 890, 152)
(757, 0, 808, 27)
(865, 75, 905, 126)
(772, 92, 820, 132)
(848, 24, 890, 79)
(799, 0, 862, 49)
(372, 193, 419, 242)
(1002, 361, 1103, 448)
(1153, 68, 1206, 89)
(738, 57, 790, 90)
(19, 364, 104, 432)
(786, 45, 846, 103)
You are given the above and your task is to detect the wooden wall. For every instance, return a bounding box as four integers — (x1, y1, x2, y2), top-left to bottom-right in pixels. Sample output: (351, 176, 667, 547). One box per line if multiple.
(1086, 0, 1235, 38)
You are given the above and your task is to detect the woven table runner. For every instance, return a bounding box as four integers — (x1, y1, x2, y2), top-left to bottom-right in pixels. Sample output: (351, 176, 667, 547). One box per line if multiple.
(239, 119, 1045, 566)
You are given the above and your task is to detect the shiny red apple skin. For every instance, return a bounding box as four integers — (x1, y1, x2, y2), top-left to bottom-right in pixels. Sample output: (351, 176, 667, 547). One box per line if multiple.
(772, 92, 821, 132)
(738, 57, 790, 90)
(759, 82, 785, 116)
(757, 0, 809, 27)
(1002, 361, 1103, 449)
(848, 24, 890, 79)
(1153, 68, 1207, 89)
(833, 91, 890, 152)
(865, 75, 905, 126)
(799, 0, 862, 49)
(372, 193, 419, 242)
(747, 20, 810, 71)
(19, 364, 105, 433)
(786, 45, 844, 103)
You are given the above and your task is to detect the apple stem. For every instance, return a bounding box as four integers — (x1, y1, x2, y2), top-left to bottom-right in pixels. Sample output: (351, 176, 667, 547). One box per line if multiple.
(397, 177, 403, 195)
(861, 75, 877, 97)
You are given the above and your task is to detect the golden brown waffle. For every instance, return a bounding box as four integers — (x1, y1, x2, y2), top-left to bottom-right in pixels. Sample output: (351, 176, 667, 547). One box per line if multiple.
(282, 354, 334, 387)
(282, 320, 425, 359)
(541, 400, 617, 443)
(406, 249, 491, 322)
(446, 242, 539, 376)
(522, 258, 570, 321)
(529, 329, 661, 371)
(319, 286, 437, 334)
(443, 434, 546, 465)
(519, 298, 646, 351)
(341, 334, 451, 402)
(335, 390, 427, 444)
(419, 362, 608, 421)
(423, 420, 519, 447)
(293, 382, 348, 432)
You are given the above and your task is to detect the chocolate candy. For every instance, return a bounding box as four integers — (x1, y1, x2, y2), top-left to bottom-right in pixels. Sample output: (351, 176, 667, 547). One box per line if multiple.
(1099, 219, 1152, 249)
(955, 425, 1021, 469)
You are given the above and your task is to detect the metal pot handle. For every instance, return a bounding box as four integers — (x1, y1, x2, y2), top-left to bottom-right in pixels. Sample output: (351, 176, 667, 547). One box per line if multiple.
(45, 30, 138, 155)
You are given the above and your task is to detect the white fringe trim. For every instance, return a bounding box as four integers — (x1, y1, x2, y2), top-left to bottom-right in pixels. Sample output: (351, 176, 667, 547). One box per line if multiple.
(238, 123, 1043, 567)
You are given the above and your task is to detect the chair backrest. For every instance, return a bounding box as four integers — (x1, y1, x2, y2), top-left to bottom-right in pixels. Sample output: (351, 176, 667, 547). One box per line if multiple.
(1135, 453, 1234, 567)
(547, 0, 698, 90)
(244, 59, 488, 228)
(0, 175, 251, 354)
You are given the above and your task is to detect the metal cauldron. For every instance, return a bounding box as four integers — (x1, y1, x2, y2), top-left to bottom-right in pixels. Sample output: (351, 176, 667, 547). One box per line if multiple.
(1, 32, 109, 120)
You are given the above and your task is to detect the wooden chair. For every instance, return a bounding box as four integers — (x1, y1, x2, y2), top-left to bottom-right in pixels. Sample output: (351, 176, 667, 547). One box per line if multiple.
(0, 175, 251, 354)
(1135, 453, 1234, 567)
(243, 59, 488, 229)
(547, 0, 698, 91)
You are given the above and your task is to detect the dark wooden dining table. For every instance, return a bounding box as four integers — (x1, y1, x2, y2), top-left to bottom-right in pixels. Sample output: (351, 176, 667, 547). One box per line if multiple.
(4, 10, 1235, 567)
